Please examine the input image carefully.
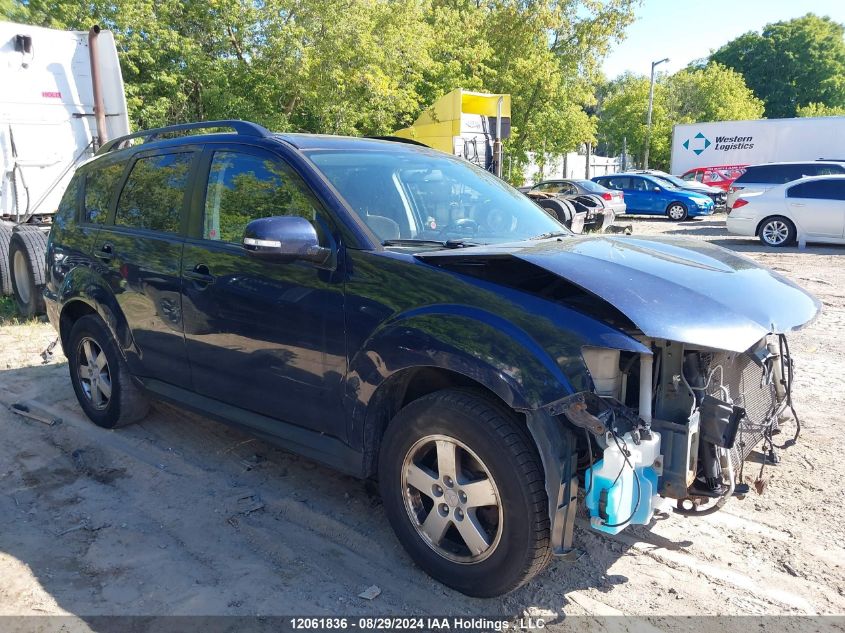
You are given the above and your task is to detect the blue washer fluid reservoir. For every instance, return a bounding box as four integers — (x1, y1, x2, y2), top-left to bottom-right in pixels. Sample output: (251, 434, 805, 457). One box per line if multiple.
(585, 431, 661, 535)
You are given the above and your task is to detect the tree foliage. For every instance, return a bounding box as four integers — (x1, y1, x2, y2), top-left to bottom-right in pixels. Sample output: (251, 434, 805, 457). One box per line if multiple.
(796, 102, 845, 118)
(597, 64, 763, 170)
(4, 0, 636, 175)
(710, 13, 845, 118)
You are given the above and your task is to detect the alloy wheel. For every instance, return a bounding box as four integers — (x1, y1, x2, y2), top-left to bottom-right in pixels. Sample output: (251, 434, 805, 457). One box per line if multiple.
(762, 220, 790, 246)
(401, 434, 503, 564)
(76, 337, 112, 410)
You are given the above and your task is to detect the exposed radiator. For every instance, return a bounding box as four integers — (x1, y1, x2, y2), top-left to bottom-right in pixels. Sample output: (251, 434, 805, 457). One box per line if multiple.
(702, 351, 779, 471)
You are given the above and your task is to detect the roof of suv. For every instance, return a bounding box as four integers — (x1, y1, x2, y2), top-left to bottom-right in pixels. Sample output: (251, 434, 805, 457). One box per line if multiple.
(275, 133, 428, 152)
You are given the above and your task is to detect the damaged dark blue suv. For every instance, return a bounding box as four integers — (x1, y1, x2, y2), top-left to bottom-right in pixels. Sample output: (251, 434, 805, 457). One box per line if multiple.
(44, 121, 820, 597)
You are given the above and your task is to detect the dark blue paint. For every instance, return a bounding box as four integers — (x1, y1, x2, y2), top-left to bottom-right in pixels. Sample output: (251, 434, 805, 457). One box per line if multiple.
(44, 131, 819, 476)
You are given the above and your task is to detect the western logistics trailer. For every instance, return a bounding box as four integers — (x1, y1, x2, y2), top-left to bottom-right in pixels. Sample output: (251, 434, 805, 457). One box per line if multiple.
(670, 116, 845, 175)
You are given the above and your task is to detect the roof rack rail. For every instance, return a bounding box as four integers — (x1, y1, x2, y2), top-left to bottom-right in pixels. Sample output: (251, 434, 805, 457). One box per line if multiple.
(366, 135, 430, 148)
(97, 120, 271, 155)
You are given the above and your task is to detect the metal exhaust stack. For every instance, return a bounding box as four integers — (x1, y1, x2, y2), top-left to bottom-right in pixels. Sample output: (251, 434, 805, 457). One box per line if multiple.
(88, 25, 108, 148)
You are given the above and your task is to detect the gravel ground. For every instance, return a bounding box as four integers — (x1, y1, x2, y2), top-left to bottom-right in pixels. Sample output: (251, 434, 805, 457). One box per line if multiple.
(0, 215, 843, 628)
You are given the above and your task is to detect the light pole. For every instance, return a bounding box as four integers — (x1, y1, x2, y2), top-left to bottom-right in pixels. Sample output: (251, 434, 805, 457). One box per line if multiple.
(643, 57, 669, 169)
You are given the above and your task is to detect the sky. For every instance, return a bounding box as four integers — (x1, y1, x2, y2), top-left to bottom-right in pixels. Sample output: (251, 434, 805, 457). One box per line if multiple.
(602, 0, 845, 79)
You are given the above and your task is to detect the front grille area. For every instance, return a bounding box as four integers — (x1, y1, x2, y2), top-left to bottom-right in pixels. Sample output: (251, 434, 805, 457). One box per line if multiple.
(703, 351, 779, 470)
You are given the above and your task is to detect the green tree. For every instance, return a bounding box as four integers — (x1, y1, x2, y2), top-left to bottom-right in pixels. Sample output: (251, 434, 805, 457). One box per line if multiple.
(4, 0, 637, 174)
(667, 63, 764, 124)
(710, 13, 845, 118)
(796, 102, 845, 117)
(597, 73, 673, 169)
(597, 64, 763, 170)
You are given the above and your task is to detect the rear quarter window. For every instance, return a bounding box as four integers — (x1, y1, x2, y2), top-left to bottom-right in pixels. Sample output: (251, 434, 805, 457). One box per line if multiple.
(83, 160, 127, 223)
(54, 175, 81, 227)
(115, 152, 194, 233)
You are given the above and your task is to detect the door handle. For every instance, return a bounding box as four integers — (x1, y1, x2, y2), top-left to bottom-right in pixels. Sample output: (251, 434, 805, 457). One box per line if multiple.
(184, 264, 215, 286)
(94, 243, 114, 261)
(791, 203, 806, 207)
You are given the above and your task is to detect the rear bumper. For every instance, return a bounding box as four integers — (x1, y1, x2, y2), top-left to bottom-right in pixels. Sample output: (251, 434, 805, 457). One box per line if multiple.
(726, 215, 757, 236)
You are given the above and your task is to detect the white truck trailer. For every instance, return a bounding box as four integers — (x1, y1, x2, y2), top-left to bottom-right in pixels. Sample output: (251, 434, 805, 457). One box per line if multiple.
(670, 116, 845, 176)
(1, 21, 129, 316)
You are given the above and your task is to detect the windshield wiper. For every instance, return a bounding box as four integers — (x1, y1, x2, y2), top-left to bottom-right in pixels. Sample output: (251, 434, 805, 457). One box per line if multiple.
(382, 238, 480, 249)
(529, 231, 569, 240)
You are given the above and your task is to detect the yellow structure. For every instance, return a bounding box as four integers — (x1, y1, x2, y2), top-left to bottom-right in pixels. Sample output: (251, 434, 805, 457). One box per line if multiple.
(393, 88, 511, 154)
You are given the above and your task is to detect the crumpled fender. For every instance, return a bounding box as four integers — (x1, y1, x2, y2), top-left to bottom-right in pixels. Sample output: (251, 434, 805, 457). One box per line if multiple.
(56, 265, 136, 359)
(348, 302, 648, 421)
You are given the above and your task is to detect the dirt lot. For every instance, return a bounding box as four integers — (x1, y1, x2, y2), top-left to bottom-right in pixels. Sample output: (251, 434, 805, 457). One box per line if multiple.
(1, 216, 844, 625)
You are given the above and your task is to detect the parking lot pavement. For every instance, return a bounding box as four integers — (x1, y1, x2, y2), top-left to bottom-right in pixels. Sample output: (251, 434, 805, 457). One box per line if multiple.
(1, 216, 844, 622)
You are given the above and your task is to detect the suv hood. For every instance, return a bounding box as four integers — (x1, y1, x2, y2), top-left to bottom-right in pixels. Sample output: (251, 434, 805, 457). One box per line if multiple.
(417, 235, 820, 352)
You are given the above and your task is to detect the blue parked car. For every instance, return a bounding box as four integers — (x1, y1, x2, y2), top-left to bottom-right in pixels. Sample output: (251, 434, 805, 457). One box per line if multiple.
(592, 172, 714, 220)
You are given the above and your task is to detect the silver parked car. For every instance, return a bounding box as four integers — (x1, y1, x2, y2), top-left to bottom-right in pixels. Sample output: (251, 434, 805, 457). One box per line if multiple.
(525, 178, 627, 217)
(726, 174, 845, 247)
(726, 161, 845, 209)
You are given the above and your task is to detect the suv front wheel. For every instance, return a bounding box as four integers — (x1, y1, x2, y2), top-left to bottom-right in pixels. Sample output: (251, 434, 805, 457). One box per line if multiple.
(67, 314, 149, 428)
(379, 389, 551, 597)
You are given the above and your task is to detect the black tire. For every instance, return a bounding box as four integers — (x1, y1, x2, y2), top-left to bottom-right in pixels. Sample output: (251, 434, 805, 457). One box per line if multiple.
(666, 202, 688, 221)
(9, 229, 48, 317)
(379, 389, 551, 597)
(537, 198, 573, 225)
(0, 226, 11, 296)
(67, 314, 149, 428)
(757, 215, 796, 247)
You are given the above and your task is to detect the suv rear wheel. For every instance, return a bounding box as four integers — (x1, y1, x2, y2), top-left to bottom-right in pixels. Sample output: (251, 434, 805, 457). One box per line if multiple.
(67, 314, 149, 428)
(379, 389, 551, 597)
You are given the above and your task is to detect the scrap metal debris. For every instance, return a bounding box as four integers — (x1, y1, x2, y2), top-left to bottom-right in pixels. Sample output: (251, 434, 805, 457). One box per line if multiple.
(358, 585, 381, 600)
(9, 402, 61, 426)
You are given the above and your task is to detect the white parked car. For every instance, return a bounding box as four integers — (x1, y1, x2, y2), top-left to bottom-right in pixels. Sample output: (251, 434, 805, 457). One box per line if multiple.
(725, 161, 845, 209)
(726, 174, 845, 246)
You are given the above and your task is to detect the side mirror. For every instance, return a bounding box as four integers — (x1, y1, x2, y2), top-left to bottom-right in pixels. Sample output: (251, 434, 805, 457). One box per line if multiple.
(243, 216, 331, 264)
(653, 186, 661, 192)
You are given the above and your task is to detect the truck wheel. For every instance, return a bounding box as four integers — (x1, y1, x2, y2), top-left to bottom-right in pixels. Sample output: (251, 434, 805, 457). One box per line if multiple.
(9, 229, 48, 317)
(379, 389, 551, 597)
(536, 198, 572, 225)
(758, 216, 796, 247)
(0, 226, 11, 295)
(666, 202, 688, 221)
(67, 314, 149, 428)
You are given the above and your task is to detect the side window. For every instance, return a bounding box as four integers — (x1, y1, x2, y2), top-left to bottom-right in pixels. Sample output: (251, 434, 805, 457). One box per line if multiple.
(805, 164, 845, 177)
(604, 177, 628, 190)
(84, 161, 126, 223)
(695, 171, 705, 182)
(788, 179, 845, 200)
(631, 178, 649, 192)
(115, 152, 193, 233)
(787, 182, 811, 198)
(203, 151, 325, 244)
(533, 182, 558, 193)
(681, 172, 696, 182)
(55, 175, 80, 225)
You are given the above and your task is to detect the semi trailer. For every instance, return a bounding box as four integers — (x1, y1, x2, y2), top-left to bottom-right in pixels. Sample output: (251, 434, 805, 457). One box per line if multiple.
(1, 20, 129, 316)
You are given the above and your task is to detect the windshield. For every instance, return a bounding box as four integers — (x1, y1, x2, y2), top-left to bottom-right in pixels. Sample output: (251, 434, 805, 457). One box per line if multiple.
(573, 179, 609, 193)
(306, 149, 567, 246)
(650, 175, 680, 190)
